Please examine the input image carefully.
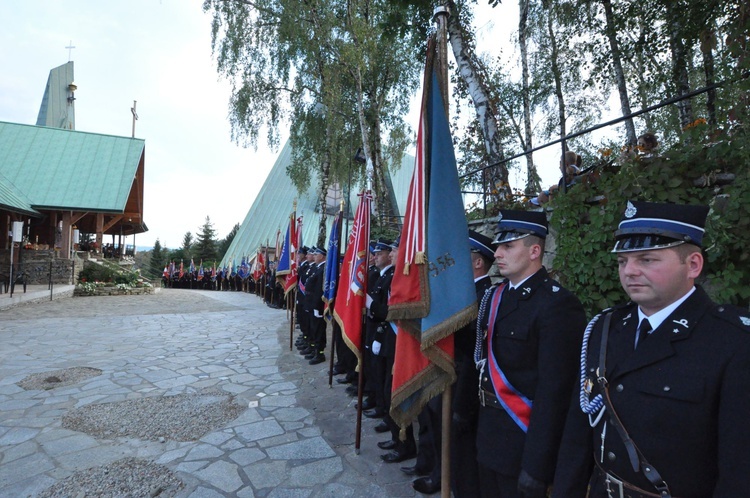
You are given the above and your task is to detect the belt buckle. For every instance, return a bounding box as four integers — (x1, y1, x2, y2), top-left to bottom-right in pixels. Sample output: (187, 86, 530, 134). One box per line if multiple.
(604, 472, 624, 498)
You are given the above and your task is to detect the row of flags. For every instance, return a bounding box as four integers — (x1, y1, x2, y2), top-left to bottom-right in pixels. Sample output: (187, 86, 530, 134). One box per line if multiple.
(158, 35, 474, 434)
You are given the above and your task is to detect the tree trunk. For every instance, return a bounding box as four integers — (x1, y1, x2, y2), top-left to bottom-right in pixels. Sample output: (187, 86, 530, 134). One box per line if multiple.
(445, 0, 511, 201)
(665, 2, 694, 129)
(601, 0, 637, 146)
(544, 0, 566, 188)
(700, 28, 717, 127)
(519, 0, 540, 195)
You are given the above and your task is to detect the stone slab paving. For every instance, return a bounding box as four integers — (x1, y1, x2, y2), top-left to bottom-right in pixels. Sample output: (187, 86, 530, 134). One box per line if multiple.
(0, 289, 420, 497)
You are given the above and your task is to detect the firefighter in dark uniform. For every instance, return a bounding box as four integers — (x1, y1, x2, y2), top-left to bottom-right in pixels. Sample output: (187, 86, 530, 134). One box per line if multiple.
(303, 246, 327, 365)
(297, 246, 315, 356)
(444, 230, 495, 497)
(365, 239, 395, 420)
(294, 247, 310, 349)
(553, 201, 750, 498)
(475, 210, 586, 498)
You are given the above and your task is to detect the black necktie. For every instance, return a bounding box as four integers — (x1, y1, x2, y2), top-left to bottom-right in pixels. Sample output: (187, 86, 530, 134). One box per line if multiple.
(636, 318, 652, 349)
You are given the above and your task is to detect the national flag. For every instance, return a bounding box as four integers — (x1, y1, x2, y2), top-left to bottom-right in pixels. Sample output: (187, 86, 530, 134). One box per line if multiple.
(275, 228, 282, 261)
(197, 261, 204, 281)
(323, 208, 344, 319)
(276, 211, 298, 295)
(255, 250, 266, 281)
(179, 260, 184, 278)
(387, 38, 477, 429)
(189, 258, 196, 274)
(211, 263, 216, 281)
(237, 256, 247, 279)
(333, 191, 372, 368)
(162, 265, 169, 279)
(169, 261, 175, 278)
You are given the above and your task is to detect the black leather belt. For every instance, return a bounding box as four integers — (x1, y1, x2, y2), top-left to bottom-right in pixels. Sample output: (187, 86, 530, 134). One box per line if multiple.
(595, 464, 676, 498)
(479, 388, 503, 409)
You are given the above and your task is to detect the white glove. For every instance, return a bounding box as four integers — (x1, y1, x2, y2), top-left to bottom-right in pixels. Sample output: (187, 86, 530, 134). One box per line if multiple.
(366, 295, 373, 309)
(372, 340, 381, 355)
(313, 309, 322, 318)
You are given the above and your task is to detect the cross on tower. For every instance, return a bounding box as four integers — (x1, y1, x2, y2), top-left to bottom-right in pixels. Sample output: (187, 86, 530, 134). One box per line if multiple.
(65, 40, 76, 61)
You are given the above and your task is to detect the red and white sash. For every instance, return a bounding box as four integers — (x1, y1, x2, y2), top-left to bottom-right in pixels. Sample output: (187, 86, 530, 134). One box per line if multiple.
(486, 284, 533, 432)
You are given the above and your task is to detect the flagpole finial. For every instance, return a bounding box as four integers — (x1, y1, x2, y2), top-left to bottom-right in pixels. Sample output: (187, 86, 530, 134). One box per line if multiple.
(293, 199, 297, 211)
(339, 200, 345, 212)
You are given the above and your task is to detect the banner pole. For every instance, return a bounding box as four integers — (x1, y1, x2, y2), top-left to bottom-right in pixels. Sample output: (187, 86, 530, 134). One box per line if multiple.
(433, 6, 452, 497)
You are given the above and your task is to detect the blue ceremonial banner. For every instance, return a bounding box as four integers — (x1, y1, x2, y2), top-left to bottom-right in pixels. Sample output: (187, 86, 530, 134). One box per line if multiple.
(389, 37, 477, 428)
(276, 220, 293, 276)
(323, 210, 343, 320)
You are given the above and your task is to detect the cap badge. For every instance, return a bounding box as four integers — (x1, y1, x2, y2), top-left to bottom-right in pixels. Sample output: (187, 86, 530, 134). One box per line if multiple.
(740, 317, 750, 326)
(624, 201, 637, 218)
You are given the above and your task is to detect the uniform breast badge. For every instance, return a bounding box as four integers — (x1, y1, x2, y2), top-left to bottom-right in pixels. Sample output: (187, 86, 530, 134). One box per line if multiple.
(584, 377, 594, 396)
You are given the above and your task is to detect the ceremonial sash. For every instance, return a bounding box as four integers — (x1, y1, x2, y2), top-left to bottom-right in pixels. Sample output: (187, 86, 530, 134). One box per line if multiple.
(486, 284, 533, 432)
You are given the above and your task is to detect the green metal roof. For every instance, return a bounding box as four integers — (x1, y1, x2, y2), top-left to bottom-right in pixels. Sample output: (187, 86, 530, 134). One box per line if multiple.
(0, 171, 40, 216)
(219, 138, 412, 267)
(0, 121, 144, 212)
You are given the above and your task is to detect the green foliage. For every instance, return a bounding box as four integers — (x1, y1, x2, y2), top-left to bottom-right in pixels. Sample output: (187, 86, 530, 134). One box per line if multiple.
(218, 223, 240, 261)
(194, 216, 218, 263)
(549, 120, 750, 317)
(78, 263, 118, 284)
(78, 260, 140, 287)
(147, 239, 165, 279)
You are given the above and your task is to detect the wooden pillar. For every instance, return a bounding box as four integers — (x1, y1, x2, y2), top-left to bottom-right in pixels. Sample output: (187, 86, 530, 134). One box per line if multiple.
(96, 213, 104, 253)
(61, 211, 72, 259)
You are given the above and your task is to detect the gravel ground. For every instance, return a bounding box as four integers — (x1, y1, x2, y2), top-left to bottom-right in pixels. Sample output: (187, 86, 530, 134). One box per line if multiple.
(34, 389, 245, 496)
(36, 457, 184, 498)
(17, 367, 102, 391)
(62, 389, 246, 442)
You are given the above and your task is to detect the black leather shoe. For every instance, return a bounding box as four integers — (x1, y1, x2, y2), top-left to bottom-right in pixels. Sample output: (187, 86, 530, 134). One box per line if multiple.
(377, 439, 397, 450)
(345, 385, 358, 396)
(309, 353, 326, 365)
(363, 408, 386, 419)
(336, 377, 353, 385)
(304, 351, 317, 360)
(300, 346, 314, 355)
(356, 399, 376, 411)
(380, 447, 416, 463)
(400, 465, 430, 477)
(332, 365, 347, 375)
(412, 477, 441, 495)
(374, 421, 389, 433)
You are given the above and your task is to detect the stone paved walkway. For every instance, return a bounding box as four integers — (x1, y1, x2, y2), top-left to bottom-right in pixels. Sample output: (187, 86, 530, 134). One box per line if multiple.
(0, 289, 419, 497)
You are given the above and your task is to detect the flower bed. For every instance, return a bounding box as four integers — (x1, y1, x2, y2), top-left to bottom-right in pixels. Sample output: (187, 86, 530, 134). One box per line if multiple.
(75, 281, 154, 297)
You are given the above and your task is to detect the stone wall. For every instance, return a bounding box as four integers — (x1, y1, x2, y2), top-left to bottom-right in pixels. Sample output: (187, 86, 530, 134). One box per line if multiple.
(18, 249, 83, 285)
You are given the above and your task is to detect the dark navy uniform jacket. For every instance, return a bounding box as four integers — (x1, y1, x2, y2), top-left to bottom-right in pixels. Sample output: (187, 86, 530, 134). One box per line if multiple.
(367, 265, 394, 357)
(476, 267, 586, 482)
(453, 274, 493, 421)
(303, 262, 325, 315)
(553, 286, 750, 498)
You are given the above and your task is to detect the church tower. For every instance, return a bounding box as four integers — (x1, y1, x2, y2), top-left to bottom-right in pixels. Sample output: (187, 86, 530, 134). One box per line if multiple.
(36, 61, 76, 130)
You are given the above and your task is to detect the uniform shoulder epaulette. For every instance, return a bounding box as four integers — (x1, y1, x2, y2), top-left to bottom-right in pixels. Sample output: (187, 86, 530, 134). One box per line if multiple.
(712, 304, 750, 331)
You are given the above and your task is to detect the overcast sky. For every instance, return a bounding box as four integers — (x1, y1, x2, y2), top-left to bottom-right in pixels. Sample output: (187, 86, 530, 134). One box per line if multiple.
(0, 1, 561, 250)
